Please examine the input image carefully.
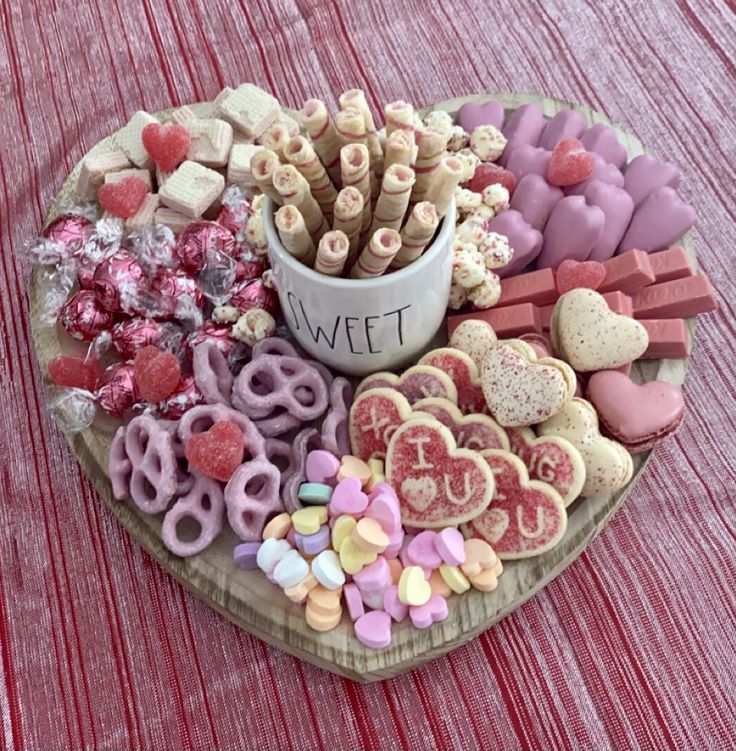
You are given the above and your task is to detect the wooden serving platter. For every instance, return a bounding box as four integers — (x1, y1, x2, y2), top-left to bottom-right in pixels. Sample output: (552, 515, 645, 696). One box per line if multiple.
(29, 94, 696, 682)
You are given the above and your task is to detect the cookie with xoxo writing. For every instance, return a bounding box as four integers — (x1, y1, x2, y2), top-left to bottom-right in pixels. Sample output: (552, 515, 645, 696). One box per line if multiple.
(356, 365, 458, 405)
(349, 387, 413, 462)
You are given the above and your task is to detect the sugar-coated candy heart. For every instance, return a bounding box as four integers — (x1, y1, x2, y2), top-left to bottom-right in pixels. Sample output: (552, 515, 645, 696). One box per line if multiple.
(623, 154, 680, 208)
(283, 572, 318, 604)
(233, 541, 261, 570)
(470, 162, 518, 196)
(383, 585, 409, 622)
(409, 593, 449, 629)
(98, 176, 149, 218)
(555, 259, 606, 294)
(505, 145, 551, 181)
(142, 122, 191, 172)
(467, 561, 504, 592)
(580, 123, 627, 169)
(500, 104, 546, 166)
(538, 196, 605, 268)
(224, 457, 283, 541)
(330, 476, 369, 516)
(48, 355, 100, 391)
(538, 109, 586, 151)
(547, 138, 595, 187)
(564, 152, 625, 197)
(184, 420, 244, 482)
(321, 377, 353, 457)
(354, 610, 392, 649)
(508, 173, 563, 232)
(406, 531, 443, 570)
(297, 482, 332, 505)
(343, 583, 365, 621)
(584, 181, 635, 262)
(337, 455, 373, 486)
(134, 345, 181, 404)
(460, 538, 498, 576)
(178, 403, 264, 454)
(192, 342, 233, 406)
(352, 517, 389, 553)
(292, 506, 328, 535)
(457, 99, 505, 133)
(331, 514, 357, 551)
(306, 450, 341, 485)
(340, 537, 378, 574)
(435, 528, 466, 566)
(487, 209, 543, 278)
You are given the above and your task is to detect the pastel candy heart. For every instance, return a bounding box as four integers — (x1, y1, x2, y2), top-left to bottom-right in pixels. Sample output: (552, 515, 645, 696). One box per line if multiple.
(580, 123, 627, 169)
(555, 259, 606, 294)
(354, 610, 392, 649)
(383, 585, 409, 621)
(406, 530, 443, 569)
(538, 109, 586, 150)
(564, 153, 625, 196)
(352, 556, 391, 592)
(487, 209, 543, 278)
(505, 145, 551, 181)
(509, 174, 564, 231)
(365, 492, 402, 533)
(457, 99, 505, 133)
(330, 476, 369, 515)
(305, 450, 341, 484)
(584, 181, 635, 262)
(349, 387, 413, 462)
(462, 450, 567, 559)
(434, 527, 466, 566)
(623, 154, 681, 208)
(418, 348, 485, 414)
(586, 370, 685, 453)
(618, 186, 696, 253)
(409, 593, 448, 629)
(538, 196, 605, 268)
(500, 104, 546, 166)
(398, 565, 432, 606)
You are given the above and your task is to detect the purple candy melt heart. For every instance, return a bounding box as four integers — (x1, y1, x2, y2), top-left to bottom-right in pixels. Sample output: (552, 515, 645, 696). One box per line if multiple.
(500, 104, 547, 166)
(565, 152, 625, 196)
(580, 123, 628, 169)
(537, 195, 605, 268)
(487, 209, 544, 277)
(624, 154, 681, 208)
(457, 99, 505, 133)
(505, 145, 552, 181)
(509, 174, 564, 231)
(584, 181, 635, 262)
(618, 186, 696, 253)
(538, 109, 586, 151)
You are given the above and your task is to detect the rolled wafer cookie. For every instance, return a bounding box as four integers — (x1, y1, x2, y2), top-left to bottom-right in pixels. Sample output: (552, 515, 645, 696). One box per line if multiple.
(258, 122, 291, 161)
(370, 164, 416, 234)
(339, 89, 384, 178)
(425, 156, 464, 218)
(273, 164, 330, 240)
(340, 144, 373, 233)
(411, 127, 449, 203)
(350, 228, 402, 279)
(336, 108, 378, 203)
(284, 136, 338, 222)
(314, 230, 350, 276)
(333, 187, 364, 261)
(275, 204, 316, 265)
(301, 98, 342, 186)
(384, 129, 414, 172)
(250, 149, 283, 204)
(392, 201, 440, 269)
(384, 100, 415, 138)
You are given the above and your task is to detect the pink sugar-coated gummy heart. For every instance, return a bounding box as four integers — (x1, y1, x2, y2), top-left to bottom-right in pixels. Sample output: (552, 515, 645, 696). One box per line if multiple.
(134, 345, 181, 403)
(409, 593, 449, 629)
(406, 531, 443, 570)
(353, 557, 391, 592)
(344, 583, 365, 621)
(365, 492, 402, 533)
(555, 259, 607, 294)
(354, 610, 392, 649)
(434, 528, 466, 566)
(48, 355, 100, 391)
(305, 450, 341, 485)
(470, 163, 518, 196)
(457, 99, 505, 133)
(98, 176, 149, 218)
(547, 138, 595, 187)
(329, 476, 369, 516)
(185, 420, 245, 482)
(383, 585, 409, 622)
(564, 152, 625, 197)
(142, 122, 191, 172)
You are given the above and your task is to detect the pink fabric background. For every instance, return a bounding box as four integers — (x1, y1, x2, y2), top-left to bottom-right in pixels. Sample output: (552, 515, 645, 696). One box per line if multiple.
(1, 1, 734, 748)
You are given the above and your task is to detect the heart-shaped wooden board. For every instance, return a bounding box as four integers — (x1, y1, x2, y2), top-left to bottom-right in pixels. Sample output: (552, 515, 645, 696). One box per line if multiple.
(29, 93, 696, 682)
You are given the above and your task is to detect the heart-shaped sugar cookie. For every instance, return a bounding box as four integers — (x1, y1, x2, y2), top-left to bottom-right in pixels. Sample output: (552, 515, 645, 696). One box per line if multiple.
(349, 387, 412, 462)
(418, 348, 486, 414)
(356, 366, 458, 406)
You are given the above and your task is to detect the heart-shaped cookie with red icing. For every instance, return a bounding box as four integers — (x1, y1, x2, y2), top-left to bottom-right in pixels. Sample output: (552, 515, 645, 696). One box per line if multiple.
(349, 387, 412, 462)
(418, 348, 487, 414)
(385, 419, 494, 528)
(356, 365, 458, 406)
(461, 450, 567, 559)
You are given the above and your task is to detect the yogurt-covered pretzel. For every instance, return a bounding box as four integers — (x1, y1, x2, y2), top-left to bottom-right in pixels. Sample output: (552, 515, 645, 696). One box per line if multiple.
(265, 438, 299, 495)
(282, 428, 324, 513)
(159, 418, 194, 495)
(193, 341, 233, 405)
(224, 457, 283, 540)
(321, 376, 353, 457)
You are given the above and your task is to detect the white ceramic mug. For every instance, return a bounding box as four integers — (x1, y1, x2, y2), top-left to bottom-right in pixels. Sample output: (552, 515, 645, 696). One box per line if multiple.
(263, 198, 455, 376)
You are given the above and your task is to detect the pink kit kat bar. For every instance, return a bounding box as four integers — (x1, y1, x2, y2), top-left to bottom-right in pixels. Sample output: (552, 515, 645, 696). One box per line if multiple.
(648, 247, 694, 283)
(599, 249, 656, 294)
(447, 303, 542, 339)
(632, 275, 717, 319)
(497, 268, 557, 307)
(639, 319, 691, 359)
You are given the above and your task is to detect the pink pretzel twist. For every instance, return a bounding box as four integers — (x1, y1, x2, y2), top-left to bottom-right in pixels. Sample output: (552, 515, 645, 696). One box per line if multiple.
(159, 419, 194, 495)
(224, 457, 283, 540)
(321, 376, 353, 457)
(282, 428, 325, 513)
(193, 342, 233, 406)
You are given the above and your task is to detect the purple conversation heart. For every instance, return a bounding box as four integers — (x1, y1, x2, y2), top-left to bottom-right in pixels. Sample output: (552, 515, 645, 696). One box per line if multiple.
(505, 145, 551, 181)
(509, 174, 564, 231)
(584, 181, 635, 262)
(624, 154, 681, 208)
(580, 123, 628, 169)
(487, 209, 544, 277)
(538, 109, 586, 151)
(457, 99, 505, 133)
(500, 104, 546, 166)
(537, 195, 605, 268)
(564, 153, 625, 196)
(618, 186, 696, 253)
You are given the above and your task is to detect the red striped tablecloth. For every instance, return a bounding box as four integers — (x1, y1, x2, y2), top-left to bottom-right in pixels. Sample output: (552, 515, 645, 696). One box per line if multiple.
(1, 1, 734, 748)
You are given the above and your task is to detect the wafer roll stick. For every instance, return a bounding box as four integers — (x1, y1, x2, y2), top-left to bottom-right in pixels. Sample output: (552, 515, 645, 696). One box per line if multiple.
(350, 228, 402, 279)
(384, 100, 415, 138)
(284, 135, 338, 222)
(425, 156, 464, 218)
(340, 144, 372, 233)
(314, 230, 350, 276)
(411, 127, 449, 203)
(384, 129, 414, 172)
(301, 98, 342, 186)
(340, 89, 384, 178)
(392, 201, 440, 269)
(275, 205, 316, 265)
(273, 164, 330, 240)
(258, 122, 291, 161)
(250, 149, 283, 204)
(335, 107, 368, 148)
(333, 187, 364, 260)
(370, 164, 416, 234)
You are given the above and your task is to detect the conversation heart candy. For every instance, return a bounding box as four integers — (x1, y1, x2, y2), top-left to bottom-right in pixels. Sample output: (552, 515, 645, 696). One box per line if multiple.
(457, 99, 505, 133)
(538, 109, 586, 151)
(623, 154, 681, 208)
(354, 610, 392, 649)
(330, 476, 369, 516)
(505, 145, 552, 181)
(618, 187, 696, 253)
(487, 209, 543, 278)
(409, 593, 449, 629)
(305, 450, 340, 485)
(349, 387, 413, 462)
(343, 583, 365, 621)
(564, 152, 625, 196)
(509, 173, 564, 231)
(398, 565, 432, 606)
(500, 104, 546, 166)
(434, 527, 467, 566)
(365, 492, 402, 533)
(383, 585, 409, 622)
(538, 196, 605, 268)
(405, 531, 443, 570)
(580, 124, 627, 169)
(584, 181, 635, 262)
(353, 556, 391, 592)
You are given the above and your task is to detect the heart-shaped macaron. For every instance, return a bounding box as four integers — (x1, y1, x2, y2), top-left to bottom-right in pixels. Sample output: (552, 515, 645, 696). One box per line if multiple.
(418, 348, 486, 414)
(586, 370, 685, 453)
(98, 176, 149, 218)
(547, 137, 595, 187)
(461, 450, 567, 559)
(552, 289, 649, 371)
(386, 419, 495, 527)
(349, 387, 412, 462)
(555, 259, 606, 294)
(185, 420, 245, 482)
(142, 122, 191, 172)
(457, 99, 505, 133)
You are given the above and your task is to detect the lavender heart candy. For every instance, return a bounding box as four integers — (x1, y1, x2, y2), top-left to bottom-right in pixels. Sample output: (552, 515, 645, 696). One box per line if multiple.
(584, 181, 635, 262)
(565, 153, 625, 196)
(618, 186, 696, 253)
(537, 195, 605, 268)
(623, 154, 681, 208)
(505, 145, 552, 181)
(580, 123, 628, 169)
(487, 209, 544, 277)
(500, 104, 546, 166)
(509, 174, 564, 231)
(538, 109, 586, 151)
(457, 99, 505, 133)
